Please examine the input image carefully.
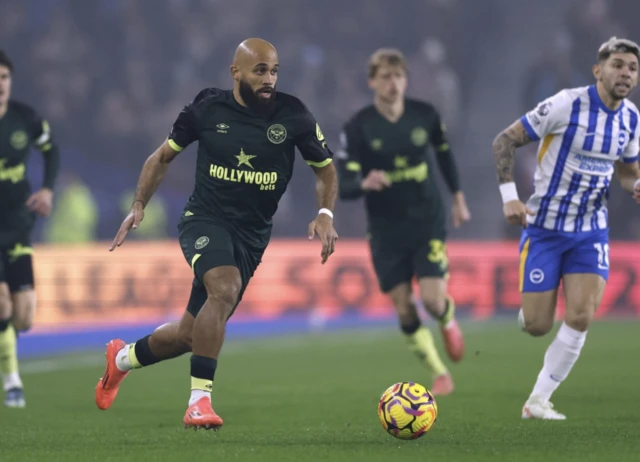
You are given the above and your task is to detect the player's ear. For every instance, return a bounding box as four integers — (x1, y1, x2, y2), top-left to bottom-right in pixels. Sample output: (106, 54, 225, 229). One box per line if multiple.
(592, 63, 602, 81)
(230, 64, 240, 82)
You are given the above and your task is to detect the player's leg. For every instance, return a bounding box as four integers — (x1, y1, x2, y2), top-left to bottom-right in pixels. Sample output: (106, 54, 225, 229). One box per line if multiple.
(518, 228, 561, 337)
(387, 282, 451, 395)
(95, 289, 200, 410)
(0, 279, 21, 408)
(1, 244, 35, 408)
(414, 237, 464, 363)
(523, 231, 608, 420)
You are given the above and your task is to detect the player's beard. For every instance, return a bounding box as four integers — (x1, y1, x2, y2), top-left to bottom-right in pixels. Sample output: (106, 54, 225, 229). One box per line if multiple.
(239, 79, 276, 116)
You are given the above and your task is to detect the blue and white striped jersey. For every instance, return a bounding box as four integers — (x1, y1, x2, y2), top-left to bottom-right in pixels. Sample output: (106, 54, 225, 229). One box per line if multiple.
(521, 85, 639, 232)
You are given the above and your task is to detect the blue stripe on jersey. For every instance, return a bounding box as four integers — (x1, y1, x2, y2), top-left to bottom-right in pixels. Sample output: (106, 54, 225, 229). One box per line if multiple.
(574, 175, 599, 232)
(629, 108, 638, 141)
(617, 110, 627, 156)
(520, 115, 540, 142)
(590, 177, 610, 230)
(535, 98, 582, 227)
(601, 112, 615, 153)
(554, 172, 582, 231)
(623, 155, 639, 164)
(582, 90, 599, 151)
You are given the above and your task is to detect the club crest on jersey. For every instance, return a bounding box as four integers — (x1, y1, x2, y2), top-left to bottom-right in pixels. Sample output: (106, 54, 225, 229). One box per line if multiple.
(411, 127, 428, 147)
(10, 131, 28, 150)
(195, 236, 209, 250)
(370, 138, 383, 151)
(267, 124, 287, 144)
(618, 131, 629, 147)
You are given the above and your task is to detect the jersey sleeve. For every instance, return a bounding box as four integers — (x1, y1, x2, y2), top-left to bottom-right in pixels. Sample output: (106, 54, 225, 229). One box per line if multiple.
(428, 111, 460, 193)
(295, 109, 333, 168)
(520, 90, 572, 141)
(335, 120, 365, 200)
(168, 89, 210, 152)
(25, 106, 60, 190)
(621, 108, 639, 163)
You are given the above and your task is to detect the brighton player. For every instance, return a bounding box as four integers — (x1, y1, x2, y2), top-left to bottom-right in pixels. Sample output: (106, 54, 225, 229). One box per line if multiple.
(492, 37, 640, 420)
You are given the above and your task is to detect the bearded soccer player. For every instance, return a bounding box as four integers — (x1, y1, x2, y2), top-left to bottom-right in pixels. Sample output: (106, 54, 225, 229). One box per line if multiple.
(336, 49, 470, 396)
(493, 37, 640, 419)
(0, 50, 59, 408)
(95, 38, 338, 429)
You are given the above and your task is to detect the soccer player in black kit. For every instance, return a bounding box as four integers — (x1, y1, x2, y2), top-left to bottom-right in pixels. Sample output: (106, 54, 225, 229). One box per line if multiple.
(95, 38, 339, 429)
(0, 51, 59, 408)
(336, 49, 470, 396)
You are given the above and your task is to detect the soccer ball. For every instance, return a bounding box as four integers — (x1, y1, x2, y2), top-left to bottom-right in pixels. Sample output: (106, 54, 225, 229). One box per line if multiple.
(378, 381, 438, 440)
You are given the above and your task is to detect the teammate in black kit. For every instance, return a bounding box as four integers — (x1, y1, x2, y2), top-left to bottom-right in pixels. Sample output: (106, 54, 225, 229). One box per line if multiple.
(336, 49, 470, 396)
(0, 51, 60, 408)
(95, 38, 339, 429)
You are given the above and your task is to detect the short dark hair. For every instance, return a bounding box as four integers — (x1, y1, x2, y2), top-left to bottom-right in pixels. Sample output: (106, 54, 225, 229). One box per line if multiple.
(368, 48, 407, 79)
(0, 50, 13, 72)
(597, 37, 640, 63)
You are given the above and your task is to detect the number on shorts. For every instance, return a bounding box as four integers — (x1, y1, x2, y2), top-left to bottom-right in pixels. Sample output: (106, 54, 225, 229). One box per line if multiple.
(593, 242, 610, 270)
(428, 239, 448, 265)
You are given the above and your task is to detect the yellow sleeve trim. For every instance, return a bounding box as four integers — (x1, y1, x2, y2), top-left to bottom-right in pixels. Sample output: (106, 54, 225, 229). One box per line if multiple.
(346, 161, 361, 172)
(39, 143, 53, 152)
(306, 158, 333, 168)
(168, 139, 184, 152)
(436, 143, 450, 152)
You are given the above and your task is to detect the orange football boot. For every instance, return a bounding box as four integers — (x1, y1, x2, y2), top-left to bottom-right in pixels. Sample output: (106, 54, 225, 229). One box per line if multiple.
(183, 396, 224, 430)
(431, 373, 454, 396)
(95, 339, 130, 410)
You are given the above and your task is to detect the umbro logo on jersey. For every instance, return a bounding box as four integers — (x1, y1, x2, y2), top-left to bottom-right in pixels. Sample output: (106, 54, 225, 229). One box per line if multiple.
(217, 123, 230, 134)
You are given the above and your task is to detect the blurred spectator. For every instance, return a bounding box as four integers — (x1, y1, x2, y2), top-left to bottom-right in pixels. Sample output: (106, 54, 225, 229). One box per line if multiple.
(44, 171, 98, 243)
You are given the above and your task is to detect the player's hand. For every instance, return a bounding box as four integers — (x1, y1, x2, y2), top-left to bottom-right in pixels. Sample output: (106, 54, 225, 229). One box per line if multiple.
(110, 201, 144, 251)
(451, 192, 471, 228)
(361, 169, 391, 192)
(503, 200, 535, 227)
(308, 213, 338, 264)
(633, 180, 640, 204)
(26, 188, 53, 217)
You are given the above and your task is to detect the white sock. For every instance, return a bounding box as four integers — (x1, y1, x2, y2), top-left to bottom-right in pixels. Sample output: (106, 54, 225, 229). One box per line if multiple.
(115, 344, 134, 372)
(530, 322, 587, 402)
(189, 390, 211, 407)
(3, 372, 23, 391)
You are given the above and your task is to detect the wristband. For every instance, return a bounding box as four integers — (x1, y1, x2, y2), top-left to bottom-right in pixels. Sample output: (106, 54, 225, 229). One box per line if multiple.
(499, 182, 519, 204)
(318, 208, 333, 219)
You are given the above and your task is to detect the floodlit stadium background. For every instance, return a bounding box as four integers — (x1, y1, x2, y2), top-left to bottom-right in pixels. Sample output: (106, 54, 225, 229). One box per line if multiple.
(3, 0, 640, 357)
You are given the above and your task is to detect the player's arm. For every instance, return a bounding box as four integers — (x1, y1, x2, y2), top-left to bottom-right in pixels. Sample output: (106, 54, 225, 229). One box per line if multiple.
(493, 92, 567, 226)
(26, 115, 60, 217)
(110, 92, 200, 250)
(615, 124, 640, 201)
(296, 114, 338, 264)
(429, 113, 470, 227)
(336, 122, 389, 199)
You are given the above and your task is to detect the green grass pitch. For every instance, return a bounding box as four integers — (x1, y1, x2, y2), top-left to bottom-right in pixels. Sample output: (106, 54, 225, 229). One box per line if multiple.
(2, 321, 639, 461)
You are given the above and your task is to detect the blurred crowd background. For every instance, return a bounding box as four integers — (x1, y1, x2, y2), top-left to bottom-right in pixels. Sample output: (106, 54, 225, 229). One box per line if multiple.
(3, 0, 640, 243)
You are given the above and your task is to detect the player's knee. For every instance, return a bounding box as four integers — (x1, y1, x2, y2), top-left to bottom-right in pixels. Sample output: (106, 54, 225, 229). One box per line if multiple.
(523, 318, 553, 337)
(564, 312, 591, 332)
(11, 294, 36, 331)
(421, 295, 446, 315)
(204, 277, 241, 319)
(0, 285, 11, 318)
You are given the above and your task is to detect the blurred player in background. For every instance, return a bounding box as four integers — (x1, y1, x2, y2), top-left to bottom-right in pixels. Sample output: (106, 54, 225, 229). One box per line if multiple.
(493, 37, 640, 420)
(95, 38, 338, 429)
(0, 50, 60, 408)
(336, 49, 470, 396)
